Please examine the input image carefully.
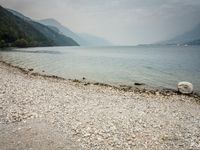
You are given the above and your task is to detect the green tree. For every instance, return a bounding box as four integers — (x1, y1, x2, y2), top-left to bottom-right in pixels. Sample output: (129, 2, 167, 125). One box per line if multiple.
(0, 40, 7, 48)
(14, 39, 28, 47)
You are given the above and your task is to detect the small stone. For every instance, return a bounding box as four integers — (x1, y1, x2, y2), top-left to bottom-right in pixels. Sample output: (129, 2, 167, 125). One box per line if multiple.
(155, 91, 160, 96)
(134, 82, 145, 86)
(28, 68, 34, 71)
(177, 81, 193, 94)
(132, 134, 136, 138)
(83, 133, 90, 137)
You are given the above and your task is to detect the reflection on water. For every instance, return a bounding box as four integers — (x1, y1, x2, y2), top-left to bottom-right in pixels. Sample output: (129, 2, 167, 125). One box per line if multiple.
(0, 46, 200, 92)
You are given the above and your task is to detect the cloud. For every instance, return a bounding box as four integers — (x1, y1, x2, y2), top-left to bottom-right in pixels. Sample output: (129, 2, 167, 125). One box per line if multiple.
(1, 0, 200, 45)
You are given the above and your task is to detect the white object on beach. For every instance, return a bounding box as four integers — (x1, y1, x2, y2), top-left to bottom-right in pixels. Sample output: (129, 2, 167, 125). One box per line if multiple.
(177, 81, 193, 94)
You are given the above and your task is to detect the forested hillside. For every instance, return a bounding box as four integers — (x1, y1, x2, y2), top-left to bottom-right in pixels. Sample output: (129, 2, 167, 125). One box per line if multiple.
(0, 6, 79, 48)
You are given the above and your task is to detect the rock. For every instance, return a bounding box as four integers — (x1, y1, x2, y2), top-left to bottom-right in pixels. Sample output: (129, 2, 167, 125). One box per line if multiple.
(177, 81, 193, 94)
(155, 91, 160, 96)
(28, 68, 34, 71)
(84, 83, 90, 86)
(134, 82, 145, 86)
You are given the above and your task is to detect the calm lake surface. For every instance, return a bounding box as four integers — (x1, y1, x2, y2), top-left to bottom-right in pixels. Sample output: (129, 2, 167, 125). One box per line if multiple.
(0, 46, 200, 91)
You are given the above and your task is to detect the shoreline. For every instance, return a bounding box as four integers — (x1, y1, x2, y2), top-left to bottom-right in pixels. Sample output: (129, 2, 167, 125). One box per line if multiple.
(0, 60, 199, 99)
(1, 59, 200, 149)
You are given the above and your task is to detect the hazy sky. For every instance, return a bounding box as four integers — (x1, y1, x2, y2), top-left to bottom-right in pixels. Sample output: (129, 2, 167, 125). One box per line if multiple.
(1, 0, 200, 45)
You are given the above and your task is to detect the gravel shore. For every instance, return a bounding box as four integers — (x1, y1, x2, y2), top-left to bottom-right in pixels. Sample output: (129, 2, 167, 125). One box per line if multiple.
(0, 61, 200, 150)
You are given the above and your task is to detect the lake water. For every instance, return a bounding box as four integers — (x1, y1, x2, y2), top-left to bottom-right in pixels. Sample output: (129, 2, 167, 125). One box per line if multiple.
(0, 46, 200, 92)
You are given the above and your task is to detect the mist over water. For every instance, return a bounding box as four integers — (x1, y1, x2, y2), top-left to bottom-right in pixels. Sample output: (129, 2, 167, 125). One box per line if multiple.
(0, 46, 200, 92)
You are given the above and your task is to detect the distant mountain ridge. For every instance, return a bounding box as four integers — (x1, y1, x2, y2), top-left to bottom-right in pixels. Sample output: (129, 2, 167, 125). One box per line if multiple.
(38, 18, 84, 45)
(170, 23, 200, 44)
(0, 6, 79, 47)
(39, 18, 111, 46)
(78, 33, 111, 46)
(159, 23, 200, 45)
(7, 8, 31, 21)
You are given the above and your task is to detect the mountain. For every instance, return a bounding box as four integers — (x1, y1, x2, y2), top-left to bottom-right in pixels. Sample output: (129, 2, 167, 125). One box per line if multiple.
(187, 39, 200, 45)
(7, 8, 31, 21)
(0, 6, 79, 48)
(7, 8, 79, 47)
(0, 6, 52, 47)
(8, 9, 61, 36)
(39, 18, 111, 46)
(28, 21, 78, 46)
(160, 23, 200, 45)
(38, 18, 84, 45)
(78, 33, 111, 46)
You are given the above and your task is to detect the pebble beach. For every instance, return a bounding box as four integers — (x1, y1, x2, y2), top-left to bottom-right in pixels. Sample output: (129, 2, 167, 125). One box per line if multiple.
(0, 61, 200, 149)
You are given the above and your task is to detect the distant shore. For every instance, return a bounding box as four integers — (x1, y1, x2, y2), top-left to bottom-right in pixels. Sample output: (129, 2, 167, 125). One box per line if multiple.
(0, 59, 200, 149)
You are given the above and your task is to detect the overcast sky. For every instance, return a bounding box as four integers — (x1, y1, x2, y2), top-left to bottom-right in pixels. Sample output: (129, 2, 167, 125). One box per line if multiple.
(1, 0, 200, 45)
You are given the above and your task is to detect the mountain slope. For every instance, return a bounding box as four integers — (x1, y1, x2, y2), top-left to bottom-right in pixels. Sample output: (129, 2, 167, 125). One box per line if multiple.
(29, 21, 78, 46)
(187, 38, 200, 45)
(161, 23, 200, 45)
(38, 18, 84, 45)
(7, 8, 31, 21)
(0, 5, 54, 47)
(171, 23, 200, 43)
(78, 33, 111, 46)
(0, 6, 79, 47)
(8, 8, 79, 46)
(39, 18, 111, 46)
